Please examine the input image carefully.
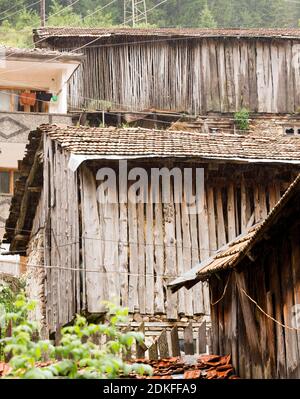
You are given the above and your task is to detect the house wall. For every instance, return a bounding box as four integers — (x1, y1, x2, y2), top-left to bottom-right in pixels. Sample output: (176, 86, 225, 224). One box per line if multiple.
(0, 112, 73, 240)
(209, 214, 300, 379)
(39, 136, 300, 335)
(63, 38, 300, 114)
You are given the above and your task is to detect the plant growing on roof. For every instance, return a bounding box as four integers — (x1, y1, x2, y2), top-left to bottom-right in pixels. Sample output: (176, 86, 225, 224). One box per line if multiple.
(234, 108, 250, 131)
(0, 294, 152, 379)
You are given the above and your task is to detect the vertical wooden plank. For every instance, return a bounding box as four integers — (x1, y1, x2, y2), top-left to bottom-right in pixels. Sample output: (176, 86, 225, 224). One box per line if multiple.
(198, 320, 207, 354)
(253, 185, 261, 223)
(164, 183, 178, 320)
(136, 322, 147, 359)
(170, 326, 181, 357)
(184, 322, 194, 355)
(80, 165, 106, 313)
(269, 248, 287, 378)
(227, 183, 236, 241)
(198, 187, 210, 315)
(175, 202, 185, 315)
(145, 186, 154, 315)
(158, 330, 170, 359)
(280, 239, 299, 378)
(119, 197, 129, 308)
(137, 202, 146, 314)
(181, 196, 193, 316)
(216, 187, 226, 247)
(259, 185, 268, 220)
(241, 179, 250, 233)
(102, 192, 119, 305)
(153, 194, 165, 314)
(128, 193, 139, 313)
(207, 186, 217, 255)
(148, 341, 159, 360)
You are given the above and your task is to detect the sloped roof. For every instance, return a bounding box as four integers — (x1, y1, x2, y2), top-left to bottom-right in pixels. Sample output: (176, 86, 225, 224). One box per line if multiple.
(38, 124, 300, 164)
(0, 46, 82, 62)
(33, 27, 300, 41)
(169, 173, 300, 291)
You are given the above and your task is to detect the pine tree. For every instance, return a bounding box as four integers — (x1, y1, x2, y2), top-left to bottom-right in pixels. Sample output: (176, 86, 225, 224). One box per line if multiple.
(199, 3, 217, 28)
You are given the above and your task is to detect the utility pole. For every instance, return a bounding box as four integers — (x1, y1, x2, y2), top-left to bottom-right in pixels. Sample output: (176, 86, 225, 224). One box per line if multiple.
(40, 0, 46, 27)
(124, 0, 148, 27)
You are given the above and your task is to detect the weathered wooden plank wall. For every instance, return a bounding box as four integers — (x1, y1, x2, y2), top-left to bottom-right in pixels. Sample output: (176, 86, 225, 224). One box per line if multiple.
(78, 161, 294, 319)
(43, 138, 81, 334)
(67, 38, 300, 114)
(210, 218, 300, 379)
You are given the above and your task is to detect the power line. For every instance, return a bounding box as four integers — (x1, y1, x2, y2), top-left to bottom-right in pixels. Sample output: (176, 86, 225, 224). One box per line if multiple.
(2, 0, 117, 63)
(0, 0, 41, 23)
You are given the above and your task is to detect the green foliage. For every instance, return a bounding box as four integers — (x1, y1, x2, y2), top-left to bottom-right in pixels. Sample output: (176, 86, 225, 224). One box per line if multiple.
(234, 108, 250, 131)
(0, 295, 152, 379)
(199, 4, 217, 28)
(47, 0, 83, 27)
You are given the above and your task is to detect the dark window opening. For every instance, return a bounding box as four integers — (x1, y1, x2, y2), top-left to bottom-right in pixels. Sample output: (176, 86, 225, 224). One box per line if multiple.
(285, 128, 294, 135)
(0, 171, 10, 194)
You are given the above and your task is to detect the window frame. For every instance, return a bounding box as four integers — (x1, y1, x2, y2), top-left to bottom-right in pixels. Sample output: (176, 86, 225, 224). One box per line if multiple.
(0, 168, 19, 195)
(0, 87, 50, 113)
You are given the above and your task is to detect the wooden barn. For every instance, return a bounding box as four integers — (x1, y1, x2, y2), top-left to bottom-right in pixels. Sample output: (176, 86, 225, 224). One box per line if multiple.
(33, 28, 300, 115)
(169, 173, 300, 378)
(4, 125, 300, 337)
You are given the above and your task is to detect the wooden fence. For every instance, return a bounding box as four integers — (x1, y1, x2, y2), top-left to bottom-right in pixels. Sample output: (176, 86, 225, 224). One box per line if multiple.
(128, 320, 211, 360)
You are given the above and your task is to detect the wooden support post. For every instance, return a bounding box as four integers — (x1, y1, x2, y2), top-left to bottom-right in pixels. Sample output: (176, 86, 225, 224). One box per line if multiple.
(157, 329, 170, 359)
(198, 320, 207, 354)
(184, 322, 194, 355)
(170, 326, 181, 357)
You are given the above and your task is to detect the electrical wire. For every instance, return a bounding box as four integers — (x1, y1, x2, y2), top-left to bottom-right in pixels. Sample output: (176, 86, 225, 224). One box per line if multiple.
(0, 0, 40, 23)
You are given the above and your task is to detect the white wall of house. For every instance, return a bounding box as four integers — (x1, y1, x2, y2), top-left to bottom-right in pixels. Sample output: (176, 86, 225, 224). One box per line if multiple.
(0, 58, 80, 114)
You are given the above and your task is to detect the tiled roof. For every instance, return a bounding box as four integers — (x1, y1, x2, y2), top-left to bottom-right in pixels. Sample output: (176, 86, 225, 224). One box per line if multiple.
(33, 27, 300, 40)
(131, 354, 238, 379)
(0, 46, 82, 62)
(39, 124, 300, 163)
(169, 172, 300, 290)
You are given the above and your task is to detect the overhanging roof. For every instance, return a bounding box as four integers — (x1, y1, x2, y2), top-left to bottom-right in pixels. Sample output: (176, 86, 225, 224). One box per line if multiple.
(0, 46, 83, 63)
(168, 173, 300, 292)
(33, 27, 300, 42)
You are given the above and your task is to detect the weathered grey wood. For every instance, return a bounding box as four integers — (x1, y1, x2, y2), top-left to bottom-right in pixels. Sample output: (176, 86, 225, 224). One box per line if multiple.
(164, 184, 178, 320)
(148, 341, 159, 360)
(158, 329, 170, 359)
(136, 322, 147, 359)
(227, 183, 236, 241)
(67, 38, 300, 115)
(198, 320, 207, 354)
(145, 185, 154, 315)
(184, 322, 194, 355)
(175, 202, 185, 314)
(181, 195, 193, 316)
(128, 192, 139, 313)
(216, 187, 226, 247)
(153, 193, 165, 314)
(80, 165, 106, 313)
(137, 202, 146, 314)
(170, 326, 181, 357)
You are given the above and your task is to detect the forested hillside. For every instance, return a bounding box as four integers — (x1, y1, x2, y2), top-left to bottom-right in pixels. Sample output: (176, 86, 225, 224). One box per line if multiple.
(0, 0, 300, 47)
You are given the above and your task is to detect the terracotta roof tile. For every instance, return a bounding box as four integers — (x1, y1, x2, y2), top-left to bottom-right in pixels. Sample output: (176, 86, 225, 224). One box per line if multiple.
(39, 125, 300, 164)
(33, 27, 300, 40)
(0, 46, 82, 62)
